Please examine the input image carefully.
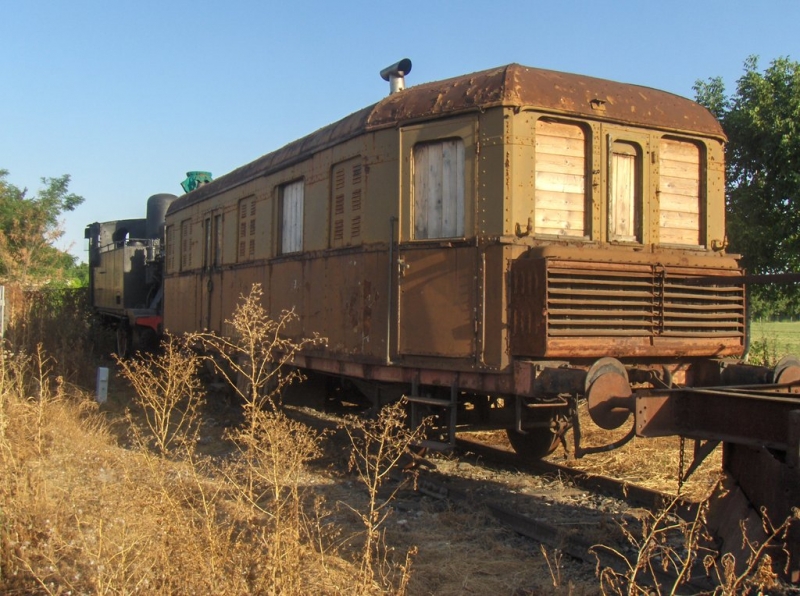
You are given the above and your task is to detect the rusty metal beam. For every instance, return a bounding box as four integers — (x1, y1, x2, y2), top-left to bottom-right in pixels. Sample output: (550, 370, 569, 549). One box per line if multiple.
(634, 385, 800, 451)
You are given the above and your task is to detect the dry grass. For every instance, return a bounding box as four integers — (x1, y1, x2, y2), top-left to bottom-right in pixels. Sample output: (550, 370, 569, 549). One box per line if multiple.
(540, 404, 724, 503)
(0, 346, 362, 595)
(0, 285, 416, 595)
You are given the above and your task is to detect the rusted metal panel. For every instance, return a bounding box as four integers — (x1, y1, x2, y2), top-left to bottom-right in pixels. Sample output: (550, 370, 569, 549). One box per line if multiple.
(268, 258, 304, 337)
(508, 257, 548, 355)
(398, 245, 477, 358)
(163, 273, 198, 334)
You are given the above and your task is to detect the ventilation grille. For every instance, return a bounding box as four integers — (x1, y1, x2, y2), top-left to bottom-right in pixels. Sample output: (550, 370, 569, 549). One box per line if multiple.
(545, 261, 745, 338)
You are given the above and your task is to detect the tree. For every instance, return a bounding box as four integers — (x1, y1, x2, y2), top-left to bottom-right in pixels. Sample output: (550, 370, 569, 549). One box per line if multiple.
(694, 57, 800, 318)
(0, 169, 85, 286)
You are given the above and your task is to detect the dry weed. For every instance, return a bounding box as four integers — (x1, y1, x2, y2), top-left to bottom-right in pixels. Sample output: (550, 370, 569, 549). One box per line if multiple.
(0, 286, 376, 595)
(343, 399, 428, 593)
(4, 286, 94, 384)
(190, 283, 325, 418)
(186, 283, 336, 591)
(114, 333, 204, 455)
(592, 498, 713, 595)
(702, 512, 793, 595)
(593, 497, 795, 595)
(0, 347, 360, 594)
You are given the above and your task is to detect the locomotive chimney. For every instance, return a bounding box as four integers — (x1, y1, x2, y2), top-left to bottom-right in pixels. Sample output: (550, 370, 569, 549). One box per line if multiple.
(380, 58, 412, 94)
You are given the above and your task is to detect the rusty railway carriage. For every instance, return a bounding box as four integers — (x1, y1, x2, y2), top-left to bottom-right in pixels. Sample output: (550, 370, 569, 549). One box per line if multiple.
(157, 62, 745, 453)
(88, 61, 800, 580)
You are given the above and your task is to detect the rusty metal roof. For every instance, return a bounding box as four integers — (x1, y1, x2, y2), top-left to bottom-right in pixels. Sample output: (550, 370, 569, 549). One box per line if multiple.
(368, 64, 723, 135)
(170, 64, 723, 212)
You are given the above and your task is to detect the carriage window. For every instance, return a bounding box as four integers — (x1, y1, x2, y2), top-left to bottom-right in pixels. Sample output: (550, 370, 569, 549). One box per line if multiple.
(535, 120, 587, 237)
(608, 140, 642, 243)
(659, 138, 702, 246)
(413, 139, 465, 239)
(180, 219, 192, 270)
(237, 197, 257, 262)
(281, 180, 304, 254)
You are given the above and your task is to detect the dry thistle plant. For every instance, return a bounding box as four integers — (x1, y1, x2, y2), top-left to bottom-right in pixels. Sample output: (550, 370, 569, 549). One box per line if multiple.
(344, 398, 429, 593)
(223, 406, 324, 593)
(592, 497, 796, 596)
(115, 333, 204, 456)
(592, 498, 714, 595)
(189, 283, 325, 419)
(190, 283, 331, 591)
(702, 511, 793, 595)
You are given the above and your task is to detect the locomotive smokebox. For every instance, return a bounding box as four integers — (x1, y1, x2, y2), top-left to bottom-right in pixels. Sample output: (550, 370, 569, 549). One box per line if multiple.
(380, 58, 412, 94)
(146, 193, 178, 239)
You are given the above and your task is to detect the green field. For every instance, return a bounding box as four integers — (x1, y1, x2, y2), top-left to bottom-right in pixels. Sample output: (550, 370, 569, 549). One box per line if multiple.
(748, 320, 800, 365)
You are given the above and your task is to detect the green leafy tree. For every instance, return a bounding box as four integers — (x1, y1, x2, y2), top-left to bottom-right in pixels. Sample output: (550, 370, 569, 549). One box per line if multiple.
(0, 169, 85, 286)
(694, 56, 800, 318)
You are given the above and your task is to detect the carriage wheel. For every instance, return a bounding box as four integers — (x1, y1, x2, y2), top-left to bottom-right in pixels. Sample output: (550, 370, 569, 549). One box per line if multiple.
(505, 408, 565, 459)
(506, 426, 561, 459)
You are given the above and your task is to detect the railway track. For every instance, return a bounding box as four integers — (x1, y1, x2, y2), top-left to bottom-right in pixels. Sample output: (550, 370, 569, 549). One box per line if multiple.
(400, 436, 716, 593)
(454, 436, 700, 517)
(282, 400, 797, 592)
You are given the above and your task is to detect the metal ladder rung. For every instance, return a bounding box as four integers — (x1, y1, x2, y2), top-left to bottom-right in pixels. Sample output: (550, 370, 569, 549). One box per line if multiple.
(409, 376, 459, 449)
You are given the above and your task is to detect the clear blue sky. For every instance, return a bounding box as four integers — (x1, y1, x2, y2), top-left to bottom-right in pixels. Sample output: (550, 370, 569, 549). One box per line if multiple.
(2, 0, 799, 262)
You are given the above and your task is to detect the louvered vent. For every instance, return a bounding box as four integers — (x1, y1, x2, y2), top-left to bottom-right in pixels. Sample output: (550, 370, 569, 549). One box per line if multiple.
(510, 258, 745, 357)
(546, 262, 745, 337)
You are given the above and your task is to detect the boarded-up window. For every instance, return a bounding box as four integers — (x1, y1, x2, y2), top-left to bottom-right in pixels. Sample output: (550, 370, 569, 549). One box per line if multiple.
(330, 157, 364, 248)
(608, 141, 642, 242)
(281, 180, 304, 254)
(180, 219, 192, 270)
(165, 225, 175, 273)
(413, 139, 465, 239)
(238, 197, 257, 261)
(659, 138, 701, 245)
(534, 120, 587, 237)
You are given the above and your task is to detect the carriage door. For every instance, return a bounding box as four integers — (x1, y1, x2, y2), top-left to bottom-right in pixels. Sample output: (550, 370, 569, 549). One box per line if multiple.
(199, 211, 223, 331)
(396, 117, 477, 359)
